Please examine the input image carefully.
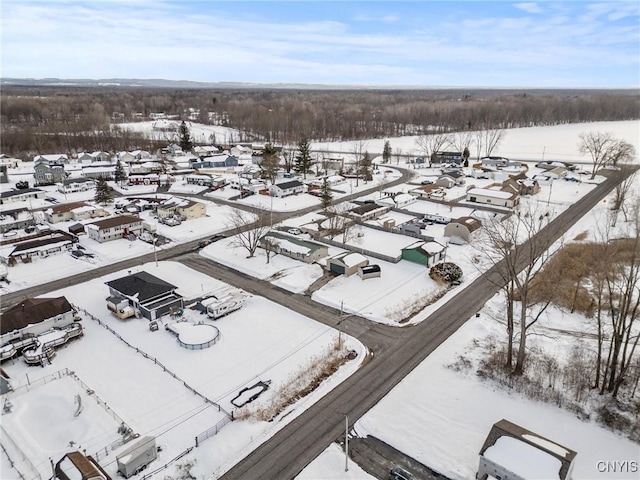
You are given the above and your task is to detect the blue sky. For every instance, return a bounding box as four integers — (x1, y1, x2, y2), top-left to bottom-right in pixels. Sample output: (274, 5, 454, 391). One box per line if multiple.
(2, 1, 639, 88)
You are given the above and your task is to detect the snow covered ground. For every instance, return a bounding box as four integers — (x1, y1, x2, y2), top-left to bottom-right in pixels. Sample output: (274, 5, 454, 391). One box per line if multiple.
(1, 261, 366, 480)
(2, 120, 639, 480)
(296, 121, 640, 479)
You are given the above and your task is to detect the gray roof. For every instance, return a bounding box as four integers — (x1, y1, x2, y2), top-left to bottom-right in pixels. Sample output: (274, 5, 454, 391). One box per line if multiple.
(275, 180, 304, 190)
(106, 272, 177, 302)
(0, 188, 44, 198)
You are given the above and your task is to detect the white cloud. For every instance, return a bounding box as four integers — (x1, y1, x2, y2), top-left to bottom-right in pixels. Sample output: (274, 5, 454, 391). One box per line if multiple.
(514, 3, 543, 14)
(1, 1, 637, 87)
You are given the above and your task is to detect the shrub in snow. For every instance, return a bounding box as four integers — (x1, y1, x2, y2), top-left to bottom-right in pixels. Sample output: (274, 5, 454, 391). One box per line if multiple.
(429, 262, 462, 283)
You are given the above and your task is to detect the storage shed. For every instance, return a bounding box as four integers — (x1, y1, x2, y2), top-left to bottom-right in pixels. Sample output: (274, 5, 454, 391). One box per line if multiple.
(116, 436, 157, 478)
(327, 252, 369, 276)
(358, 264, 381, 280)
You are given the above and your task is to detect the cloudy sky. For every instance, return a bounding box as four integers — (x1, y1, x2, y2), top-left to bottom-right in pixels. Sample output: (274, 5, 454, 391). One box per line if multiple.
(2, 1, 638, 88)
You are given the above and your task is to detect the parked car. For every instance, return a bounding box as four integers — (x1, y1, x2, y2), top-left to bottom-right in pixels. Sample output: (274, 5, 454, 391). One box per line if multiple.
(420, 179, 434, 185)
(287, 228, 302, 235)
(390, 467, 413, 480)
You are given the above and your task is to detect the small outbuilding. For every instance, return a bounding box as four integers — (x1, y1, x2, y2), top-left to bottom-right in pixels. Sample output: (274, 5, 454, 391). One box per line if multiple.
(326, 252, 369, 276)
(401, 241, 447, 267)
(358, 264, 381, 280)
(444, 217, 482, 243)
(116, 436, 157, 478)
(477, 419, 577, 480)
(55, 451, 112, 480)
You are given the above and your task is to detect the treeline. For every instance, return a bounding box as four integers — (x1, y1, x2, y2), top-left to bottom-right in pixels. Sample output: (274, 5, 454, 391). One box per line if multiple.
(1, 85, 638, 157)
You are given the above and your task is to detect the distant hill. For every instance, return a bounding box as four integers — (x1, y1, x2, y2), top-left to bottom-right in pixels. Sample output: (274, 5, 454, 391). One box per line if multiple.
(2, 77, 635, 93)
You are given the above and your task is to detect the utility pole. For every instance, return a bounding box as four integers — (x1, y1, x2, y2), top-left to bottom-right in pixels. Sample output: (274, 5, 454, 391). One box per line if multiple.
(344, 415, 349, 472)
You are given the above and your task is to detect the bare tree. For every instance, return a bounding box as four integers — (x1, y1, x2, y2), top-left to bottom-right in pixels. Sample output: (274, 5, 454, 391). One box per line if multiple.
(226, 207, 270, 258)
(611, 168, 637, 224)
(323, 204, 356, 243)
(415, 131, 450, 165)
(578, 131, 635, 180)
(596, 205, 640, 397)
(478, 202, 558, 374)
(351, 141, 368, 187)
(609, 139, 636, 168)
(448, 131, 474, 157)
(481, 129, 506, 157)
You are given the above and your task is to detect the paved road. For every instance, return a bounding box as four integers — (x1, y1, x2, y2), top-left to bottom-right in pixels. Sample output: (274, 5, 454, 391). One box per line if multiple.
(220, 168, 635, 480)
(1, 166, 630, 479)
(0, 168, 414, 312)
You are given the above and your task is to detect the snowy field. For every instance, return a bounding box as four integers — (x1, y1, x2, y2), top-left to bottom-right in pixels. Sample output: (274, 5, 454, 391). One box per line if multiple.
(2, 120, 639, 480)
(297, 122, 640, 479)
(312, 120, 640, 163)
(1, 261, 366, 479)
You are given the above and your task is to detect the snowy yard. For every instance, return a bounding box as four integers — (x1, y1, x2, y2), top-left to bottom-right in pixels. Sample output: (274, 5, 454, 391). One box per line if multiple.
(1, 261, 366, 479)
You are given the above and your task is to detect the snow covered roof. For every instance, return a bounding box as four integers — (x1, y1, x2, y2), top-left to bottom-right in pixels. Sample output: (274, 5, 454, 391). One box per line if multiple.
(421, 241, 445, 255)
(467, 188, 515, 199)
(484, 436, 562, 479)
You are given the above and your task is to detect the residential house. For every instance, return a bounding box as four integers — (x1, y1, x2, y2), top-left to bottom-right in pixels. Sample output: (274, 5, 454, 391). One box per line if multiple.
(534, 166, 568, 183)
(259, 231, 329, 263)
(128, 174, 174, 186)
(191, 155, 239, 169)
(86, 215, 143, 242)
(185, 174, 225, 187)
(444, 217, 482, 243)
(192, 145, 220, 157)
(432, 151, 462, 165)
(0, 154, 21, 168)
(129, 162, 164, 175)
(410, 184, 440, 199)
(477, 419, 577, 480)
(105, 271, 183, 321)
(156, 197, 206, 220)
(34, 159, 67, 185)
(162, 143, 183, 155)
(34, 154, 69, 164)
(81, 165, 115, 180)
(436, 171, 465, 188)
(466, 188, 520, 208)
(0, 188, 46, 205)
(77, 151, 111, 164)
(481, 156, 510, 168)
(401, 241, 447, 266)
(348, 203, 389, 221)
(375, 193, 416, 209)
(326, 252, 369, 276)
(0, 208, 34, 233)
(55, 451, 111, 480)
(517, 178, 541, 196)
(0, 296, 76, 345)
(44, 202, 107, 224)
(57, 178, 96, 193)
(0, 165, 8, 184)
(230, 144, 252, 157)
(1, 231, 77, 266)
(270, 180, 306, 197)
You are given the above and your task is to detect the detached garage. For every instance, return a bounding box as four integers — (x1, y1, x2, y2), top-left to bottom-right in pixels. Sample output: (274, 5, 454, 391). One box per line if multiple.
(327, 252, 369, 276)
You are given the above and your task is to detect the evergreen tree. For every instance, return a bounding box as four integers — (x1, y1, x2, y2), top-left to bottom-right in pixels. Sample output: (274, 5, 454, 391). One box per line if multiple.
(259, 143, 280, 184)
(382, 140, 392, 164)
(94, 178, 113, 205)
(294, 135, 312, 179)
(320, 178, 333, 211)
(114, 159, 127, 185)
(360, 151, 373, 182)
(462, 147, 470, 167)
(178, 121, 193, 152)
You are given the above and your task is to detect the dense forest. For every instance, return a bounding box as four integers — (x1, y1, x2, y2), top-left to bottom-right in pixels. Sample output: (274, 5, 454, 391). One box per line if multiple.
(1, 86, 638, 158)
